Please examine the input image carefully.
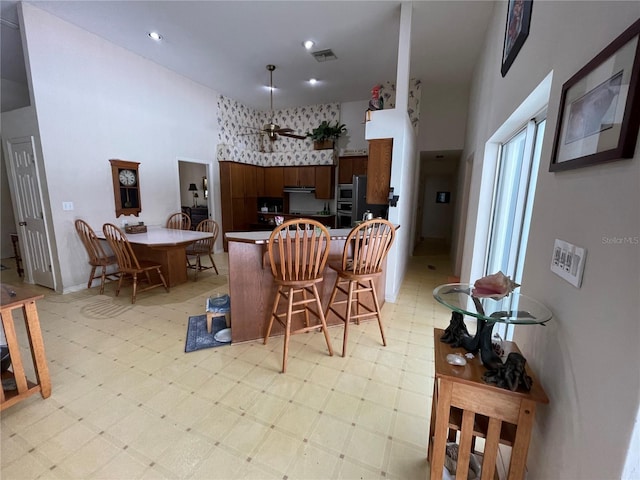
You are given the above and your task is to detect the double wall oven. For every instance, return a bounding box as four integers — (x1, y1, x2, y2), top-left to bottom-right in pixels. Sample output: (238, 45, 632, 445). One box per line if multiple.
(336, 184, 353, 228)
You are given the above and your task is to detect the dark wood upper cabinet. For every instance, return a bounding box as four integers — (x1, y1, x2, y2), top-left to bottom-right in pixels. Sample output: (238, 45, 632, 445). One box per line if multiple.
(338, 155, 368, 184)
(367, 139, 392, 204)
(263, 166, 284, 197)
(284, 166, 315, 187)
(314, 166, 335, 199)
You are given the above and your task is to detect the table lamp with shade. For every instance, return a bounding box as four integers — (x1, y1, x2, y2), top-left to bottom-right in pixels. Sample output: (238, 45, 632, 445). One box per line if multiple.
(188, 183, 199, 207)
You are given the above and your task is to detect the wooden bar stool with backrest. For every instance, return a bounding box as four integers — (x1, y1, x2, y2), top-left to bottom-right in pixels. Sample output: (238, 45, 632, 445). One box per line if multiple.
(102, 223, 169, 303)
(75, 219, 119, 294)
(186, 219, 219, 280)
(264, 218, 334, 373)
(325, 219, 396, 357)
(166, 212, 191, 230)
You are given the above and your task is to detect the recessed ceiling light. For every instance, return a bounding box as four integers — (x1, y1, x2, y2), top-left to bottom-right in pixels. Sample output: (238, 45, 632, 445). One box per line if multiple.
(303, 40, 315, 50)
(148, 31, 162, 41)
(309, 78, 318, 85)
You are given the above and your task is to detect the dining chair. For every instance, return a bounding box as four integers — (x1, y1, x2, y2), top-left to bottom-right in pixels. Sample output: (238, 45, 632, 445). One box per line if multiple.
(75, 219, 119, 294)
(102, 223, 169, 303)
(186, 219, 219, 280)
(166, 212, 191, 230)
(264, 219, 333, 373)
(325, 219, 396, 356)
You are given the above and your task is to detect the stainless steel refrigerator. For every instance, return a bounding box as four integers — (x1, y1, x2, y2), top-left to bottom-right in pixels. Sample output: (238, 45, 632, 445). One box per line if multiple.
(351, 175, 388, 225)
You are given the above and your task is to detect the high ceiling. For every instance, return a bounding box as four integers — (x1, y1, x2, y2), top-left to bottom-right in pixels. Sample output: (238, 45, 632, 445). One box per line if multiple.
(1, 1, 495, 110)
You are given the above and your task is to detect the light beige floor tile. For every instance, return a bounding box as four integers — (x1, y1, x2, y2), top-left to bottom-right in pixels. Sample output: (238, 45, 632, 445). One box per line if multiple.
(35, 421, 99, 464)
(155, 431, 215, 478)
(1, 246, 453, 480)
(288, 441, 341, 479)
(55, 434, 122, 478)
(90, 449, 149, 480)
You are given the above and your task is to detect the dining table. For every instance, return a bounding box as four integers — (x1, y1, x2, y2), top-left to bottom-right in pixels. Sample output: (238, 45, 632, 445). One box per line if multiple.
(96, 225, 213, 287)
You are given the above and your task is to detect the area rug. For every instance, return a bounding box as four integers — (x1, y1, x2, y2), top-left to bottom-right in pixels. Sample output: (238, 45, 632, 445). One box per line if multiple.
(184, 314, 230, 353)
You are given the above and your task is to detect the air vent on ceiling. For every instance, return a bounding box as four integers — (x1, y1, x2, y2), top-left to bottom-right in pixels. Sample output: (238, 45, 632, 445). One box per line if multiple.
(311, 49, 337, 62)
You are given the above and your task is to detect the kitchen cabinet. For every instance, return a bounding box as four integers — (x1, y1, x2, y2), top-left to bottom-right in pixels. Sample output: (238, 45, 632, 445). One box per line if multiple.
(284, 166, 315, 187)
(314, 166, 335, 199)
(255, 167, 265, 197)
(263, 167, 284, 197)
(338, 155, 368, 184)
(367, 139, 392, 204)
(220, 161, 257, 249)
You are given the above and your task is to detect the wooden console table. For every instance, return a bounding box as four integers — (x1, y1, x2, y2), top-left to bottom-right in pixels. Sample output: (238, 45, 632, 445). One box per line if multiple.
(1, 284, 51, 410)
(429, 328, 549, 480)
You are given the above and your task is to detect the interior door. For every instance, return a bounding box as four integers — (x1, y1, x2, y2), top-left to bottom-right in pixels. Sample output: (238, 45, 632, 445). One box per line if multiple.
(5, 137, 55, 288)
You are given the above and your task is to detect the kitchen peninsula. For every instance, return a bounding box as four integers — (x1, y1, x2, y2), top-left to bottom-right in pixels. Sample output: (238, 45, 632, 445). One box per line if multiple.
(225, 228, 388, 343)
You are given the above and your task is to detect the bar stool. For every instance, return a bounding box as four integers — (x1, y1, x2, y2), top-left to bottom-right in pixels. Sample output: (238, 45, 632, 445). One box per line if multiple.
(264, 219, 333, 373)
(325, 219, 396, 356)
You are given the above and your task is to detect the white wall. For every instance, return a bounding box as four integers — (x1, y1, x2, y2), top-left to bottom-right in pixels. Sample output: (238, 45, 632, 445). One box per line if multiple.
(20, 3, 220, 292)
(339, 100, 369, 153)
(418, 84, 469, 152)
(421, 175, 454, 240)
(461, 2, 640, 478)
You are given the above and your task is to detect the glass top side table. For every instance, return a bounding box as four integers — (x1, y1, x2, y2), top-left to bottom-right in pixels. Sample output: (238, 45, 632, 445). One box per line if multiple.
(433, 283, 552, 368)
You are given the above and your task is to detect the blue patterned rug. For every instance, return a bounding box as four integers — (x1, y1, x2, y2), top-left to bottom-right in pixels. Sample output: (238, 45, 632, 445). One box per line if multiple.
(184, 314, 230, 353)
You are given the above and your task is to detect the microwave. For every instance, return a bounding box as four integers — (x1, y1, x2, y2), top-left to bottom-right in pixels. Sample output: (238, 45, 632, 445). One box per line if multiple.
(338, 184, 353, 201)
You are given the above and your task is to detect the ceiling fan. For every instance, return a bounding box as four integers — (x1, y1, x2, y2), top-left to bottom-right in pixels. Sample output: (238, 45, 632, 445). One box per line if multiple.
(258, 64, 306, 142)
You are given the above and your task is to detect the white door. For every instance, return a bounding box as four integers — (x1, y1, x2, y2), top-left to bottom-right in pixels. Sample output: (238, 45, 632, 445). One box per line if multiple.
(5, 137, 55, 289)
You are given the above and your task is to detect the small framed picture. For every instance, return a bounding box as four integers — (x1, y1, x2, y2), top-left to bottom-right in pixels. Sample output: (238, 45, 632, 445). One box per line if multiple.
(501, 0, 533, 77)
(436, 192, 450, 204)
(550, 19, 640, 171)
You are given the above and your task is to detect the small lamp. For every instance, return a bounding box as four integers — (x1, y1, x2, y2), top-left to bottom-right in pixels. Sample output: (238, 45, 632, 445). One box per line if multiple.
(188, 183, 198, 207)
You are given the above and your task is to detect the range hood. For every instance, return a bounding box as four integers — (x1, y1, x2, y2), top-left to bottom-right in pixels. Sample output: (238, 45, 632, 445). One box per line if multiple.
(283, 186, 315, 194)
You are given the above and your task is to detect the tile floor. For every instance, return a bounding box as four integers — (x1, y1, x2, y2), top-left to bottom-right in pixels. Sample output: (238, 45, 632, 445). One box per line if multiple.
(0, 247, 454, 479)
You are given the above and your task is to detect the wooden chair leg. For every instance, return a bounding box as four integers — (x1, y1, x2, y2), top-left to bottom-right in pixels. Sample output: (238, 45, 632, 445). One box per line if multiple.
(264, 288, 282, 344)
(302, 287, 310, 328)
(370, 279, 386, 346)
(282, 287, 294, 373)
(115, 273, 124, 297)
(99, 266, 107, 294)
(157, 268, 169, 291)
(208, 253, 218, 274)
(88, 266, 97, 289)
(131, 273, 138, 304)
(312, 284, 333, 356)
(343, 280, 356, 357)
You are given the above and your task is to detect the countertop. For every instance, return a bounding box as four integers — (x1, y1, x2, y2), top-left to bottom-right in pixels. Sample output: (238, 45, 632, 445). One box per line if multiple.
(258, 211, 335, 218)
(226, 228, 354, 244)
(226, 224, 399, 245)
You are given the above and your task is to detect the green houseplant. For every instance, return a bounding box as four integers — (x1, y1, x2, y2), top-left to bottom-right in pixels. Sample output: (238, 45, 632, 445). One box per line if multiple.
(306, 120, 347, 150)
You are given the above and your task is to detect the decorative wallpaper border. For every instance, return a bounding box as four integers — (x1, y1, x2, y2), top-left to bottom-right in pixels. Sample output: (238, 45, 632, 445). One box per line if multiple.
(217, 95, 339, 166)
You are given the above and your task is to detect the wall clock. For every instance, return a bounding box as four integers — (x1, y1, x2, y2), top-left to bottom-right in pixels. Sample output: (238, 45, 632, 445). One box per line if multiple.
(109, 159, 141, 217)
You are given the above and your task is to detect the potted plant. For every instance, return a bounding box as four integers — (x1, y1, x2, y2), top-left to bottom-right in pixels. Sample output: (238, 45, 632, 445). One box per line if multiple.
(306, 120, 347, 150)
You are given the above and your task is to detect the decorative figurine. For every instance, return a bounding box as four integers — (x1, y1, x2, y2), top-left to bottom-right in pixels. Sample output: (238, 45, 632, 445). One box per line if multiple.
(440, 311, 470, 347)
(482, 352, 533, 391)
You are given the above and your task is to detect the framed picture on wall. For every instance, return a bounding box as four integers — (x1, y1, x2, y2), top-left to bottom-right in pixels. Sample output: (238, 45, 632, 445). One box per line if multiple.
(436, 192, 450, 204)
(549, 19, 640, 172)
(501, 0, 533, 77)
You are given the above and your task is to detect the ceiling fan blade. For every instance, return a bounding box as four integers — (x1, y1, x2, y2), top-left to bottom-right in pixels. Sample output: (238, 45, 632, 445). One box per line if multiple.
(278, 132, 307, 140)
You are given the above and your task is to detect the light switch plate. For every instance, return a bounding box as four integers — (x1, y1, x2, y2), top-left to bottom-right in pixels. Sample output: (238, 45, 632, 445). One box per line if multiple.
(62, 201, 74, 211)
(550, 239, 586, 288)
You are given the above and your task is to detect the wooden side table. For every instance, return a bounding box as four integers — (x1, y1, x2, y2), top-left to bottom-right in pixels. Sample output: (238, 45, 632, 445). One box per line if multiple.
(1, 284, 51, 410)
(428, 328, 549, 480)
